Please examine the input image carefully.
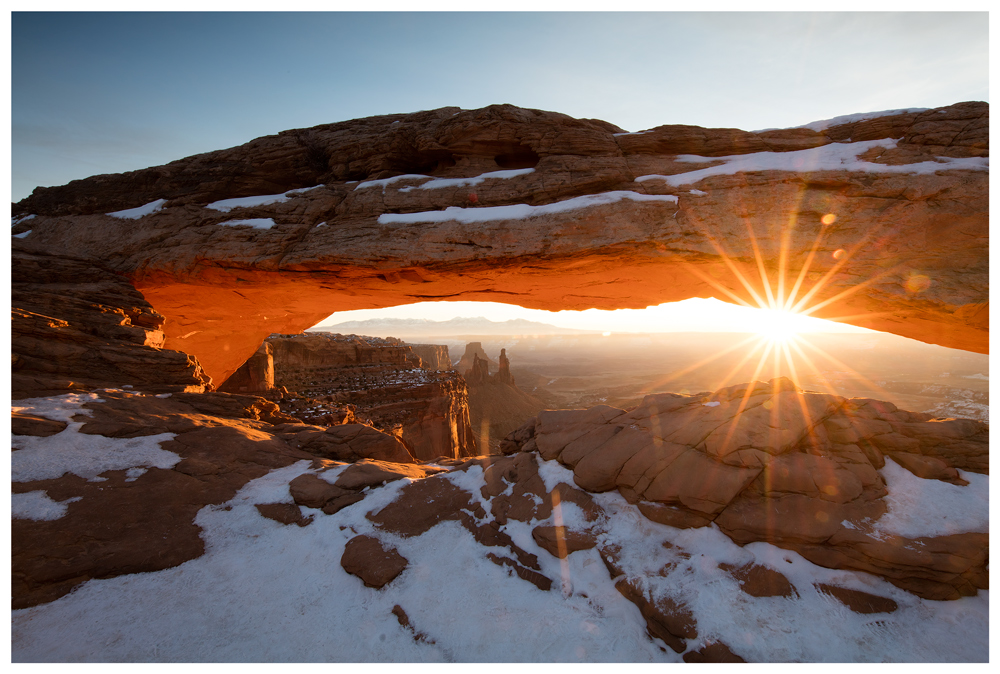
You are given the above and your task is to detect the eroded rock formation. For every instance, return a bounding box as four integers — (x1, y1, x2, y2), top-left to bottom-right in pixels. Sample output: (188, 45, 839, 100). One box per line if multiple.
(10, 250, 210, 399)
(218, 341, 274, 393)
(407, 344, 451, 370)
(11, 103, 987, 386)
(500, 377, 988, 600)
(459, 343, 545, 452)
(11, 388, 418, 608)
(260, 332, 477, 460)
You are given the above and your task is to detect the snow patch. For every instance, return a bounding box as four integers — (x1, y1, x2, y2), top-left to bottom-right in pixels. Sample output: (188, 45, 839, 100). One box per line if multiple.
(12, 213, 36, 225)
(702, 401, 721, 407)
(12, 230, 31, 238)
(378, 191, 678, 225)
(963, 373, 988, 381)
(398, 168, 534, 192)
(11, 394, 180, 482)
(688, 189, 707, 196)
(636, 138, 987, 187)
(354, 174, 430, 191)
(793, 108, 931, 133)
(537, 456, 579, 492)
(872, 458, 988, 538)
(217, 218, 276, 230)
(206, 186, 320, 212)
(107, 199, 168, 219)
(11, 491, 82, 521)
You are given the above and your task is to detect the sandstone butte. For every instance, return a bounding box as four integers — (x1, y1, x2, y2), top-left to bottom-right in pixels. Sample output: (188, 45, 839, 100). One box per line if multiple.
(10, 102, 988, 389)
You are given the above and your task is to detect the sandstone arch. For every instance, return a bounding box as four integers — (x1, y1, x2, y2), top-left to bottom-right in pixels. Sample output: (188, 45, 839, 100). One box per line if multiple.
(11, 102, 987, 387)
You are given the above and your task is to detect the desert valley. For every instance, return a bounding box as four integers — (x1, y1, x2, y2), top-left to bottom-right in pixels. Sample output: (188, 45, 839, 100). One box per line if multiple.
(10, 99, 988, 662)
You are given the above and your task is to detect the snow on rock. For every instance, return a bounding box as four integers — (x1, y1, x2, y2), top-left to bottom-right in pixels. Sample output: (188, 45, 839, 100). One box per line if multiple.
(11, 491, 82, 521)
(12, 213, 36, 225)
(216, 218, 276, 230)
(11, 393, 180, 483)
(592, 488, 987, 662)
(12, 230, 31, 238)
(10, 463, 667, 662)
(206, 186, 320, 212)
(9, 447, 990, 662)
(398, 168, 535, 192)
(792, 108, 931, 133)
(378, 191, 679, 225)
(637, 138, 989, 187)
(871, 458, 989, 539)
(107, 199, 168, 219)
(354, 174, 431, 191)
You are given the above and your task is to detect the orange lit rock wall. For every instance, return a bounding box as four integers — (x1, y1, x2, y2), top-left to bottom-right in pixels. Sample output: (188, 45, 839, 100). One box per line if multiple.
(11, 103, 987, 388)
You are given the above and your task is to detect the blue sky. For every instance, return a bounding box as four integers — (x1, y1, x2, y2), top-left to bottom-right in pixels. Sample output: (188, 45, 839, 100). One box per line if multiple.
(10, 11, 988, 202)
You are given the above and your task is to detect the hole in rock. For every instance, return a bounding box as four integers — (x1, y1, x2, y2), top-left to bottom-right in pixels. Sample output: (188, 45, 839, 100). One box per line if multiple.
(494, 145, 540, 169)
(393, 151, 457, 175)
(237, 298, 986, 458)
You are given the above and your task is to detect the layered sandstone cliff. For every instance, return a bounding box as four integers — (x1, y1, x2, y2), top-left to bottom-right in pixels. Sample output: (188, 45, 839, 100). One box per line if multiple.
(10, 250, 210, 399)
(407, 344, 451, 370)
(10, 103, 987, 386)
(258, 332, 476, 460)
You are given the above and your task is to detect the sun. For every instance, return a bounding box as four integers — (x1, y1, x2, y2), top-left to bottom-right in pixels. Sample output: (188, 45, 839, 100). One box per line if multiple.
(755, 308, 805, 342)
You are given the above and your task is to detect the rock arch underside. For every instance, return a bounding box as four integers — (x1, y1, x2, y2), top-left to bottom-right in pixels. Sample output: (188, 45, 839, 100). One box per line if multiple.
(11, 102, 988, 387)
(10, 104, 990, 658)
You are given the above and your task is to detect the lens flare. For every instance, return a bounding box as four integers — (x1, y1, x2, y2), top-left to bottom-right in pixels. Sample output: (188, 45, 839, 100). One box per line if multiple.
(905, 274, 931, 294)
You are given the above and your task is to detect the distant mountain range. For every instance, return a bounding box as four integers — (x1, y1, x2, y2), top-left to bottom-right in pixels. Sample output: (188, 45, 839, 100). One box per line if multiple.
(308, 316, 595, 337)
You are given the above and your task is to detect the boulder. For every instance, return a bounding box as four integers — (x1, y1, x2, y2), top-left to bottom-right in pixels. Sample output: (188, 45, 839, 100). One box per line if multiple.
(719, 562, 797, 598)
(531, 525, 597, 558)
(815, 583, 898, 614)
(615, 577, 698, 653)
(340, 535, 408, 589)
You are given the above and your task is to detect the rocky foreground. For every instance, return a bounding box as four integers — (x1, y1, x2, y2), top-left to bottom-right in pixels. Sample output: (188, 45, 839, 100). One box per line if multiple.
(11, 377, 988, 662)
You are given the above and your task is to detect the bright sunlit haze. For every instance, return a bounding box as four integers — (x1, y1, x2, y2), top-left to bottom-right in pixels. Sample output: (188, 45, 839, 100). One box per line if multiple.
(313, 298, 875, 336)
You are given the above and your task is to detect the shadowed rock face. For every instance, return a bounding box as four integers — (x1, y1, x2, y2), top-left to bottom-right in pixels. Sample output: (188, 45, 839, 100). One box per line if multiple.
(11, 102, 987, 385)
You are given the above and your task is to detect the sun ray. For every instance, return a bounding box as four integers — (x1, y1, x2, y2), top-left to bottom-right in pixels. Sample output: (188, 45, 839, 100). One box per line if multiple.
(715, 338, 776, 456)
(775, 183, 818, 312)
(790, 337, 888, 397)
(783, 338, 854, 400)
(787, 222, 900, 316)
(677, 260, 759, 309)
(796, 262, 912, 318)
(637, 332, 762, 395)
(708, 336, 771, 394)
(783, 218, 831, 311)
(800, 310, 897, 325)
(743, 218, 778, 309)
(680, 214, 772, 309)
